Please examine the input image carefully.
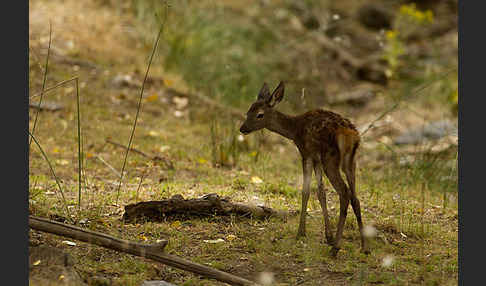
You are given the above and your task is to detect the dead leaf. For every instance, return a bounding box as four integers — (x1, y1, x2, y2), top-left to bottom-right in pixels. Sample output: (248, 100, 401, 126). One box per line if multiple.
(174, 110, 184, 118)
(163, 79, 173, 87)
(146, 93, 159, 102)
(62, 240, 76, 246)
(56, 159, 69, 166)
(251, 176, 263, 184)
(203, 238, 225, 244)
(159, 145, 170, 152)
(173, 96, 189, 109)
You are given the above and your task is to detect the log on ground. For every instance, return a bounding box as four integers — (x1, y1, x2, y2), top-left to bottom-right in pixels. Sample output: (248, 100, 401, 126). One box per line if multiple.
(123, 193, 295, 222)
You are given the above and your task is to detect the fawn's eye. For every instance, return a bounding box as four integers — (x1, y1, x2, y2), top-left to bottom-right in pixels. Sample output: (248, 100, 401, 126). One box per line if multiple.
(256, 113, 264, 119)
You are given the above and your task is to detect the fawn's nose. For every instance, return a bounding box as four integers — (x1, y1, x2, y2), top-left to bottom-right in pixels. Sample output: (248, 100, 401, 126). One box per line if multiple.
(239, 125, 249, 135)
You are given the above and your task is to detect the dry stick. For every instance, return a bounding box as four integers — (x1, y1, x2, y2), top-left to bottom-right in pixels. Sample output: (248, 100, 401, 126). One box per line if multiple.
(29, 216, 257, 286)
(115, 5, 168, 206)
(106, 138, 174, 169)
(28, 131, 71, 220)
(360, 68, 457, 137)
(96, 155, 121, 178)
(106, 139, 151, 159)
(29, 21, 52, 147)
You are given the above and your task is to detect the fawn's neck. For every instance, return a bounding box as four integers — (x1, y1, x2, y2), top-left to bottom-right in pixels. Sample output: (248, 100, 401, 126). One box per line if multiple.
(267, 110, 298, 141)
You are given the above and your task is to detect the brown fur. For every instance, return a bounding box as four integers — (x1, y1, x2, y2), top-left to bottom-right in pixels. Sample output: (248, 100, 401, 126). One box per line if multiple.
(240, 82, 369, 257)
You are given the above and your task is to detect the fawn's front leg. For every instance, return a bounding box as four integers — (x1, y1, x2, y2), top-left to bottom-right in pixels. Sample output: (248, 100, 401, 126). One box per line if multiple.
(313, 160, 334, 245)
(297, 158, 312, 238)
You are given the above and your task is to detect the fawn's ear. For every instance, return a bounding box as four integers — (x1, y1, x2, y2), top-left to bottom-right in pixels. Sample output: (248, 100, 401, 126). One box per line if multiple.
(257, 82, 271, 101)
(267, 81, 285, 107)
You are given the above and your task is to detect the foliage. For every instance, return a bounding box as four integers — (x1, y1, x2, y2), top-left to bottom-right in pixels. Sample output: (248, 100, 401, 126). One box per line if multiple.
(383, 3, 434, 80)
(132, 0, 282, 106)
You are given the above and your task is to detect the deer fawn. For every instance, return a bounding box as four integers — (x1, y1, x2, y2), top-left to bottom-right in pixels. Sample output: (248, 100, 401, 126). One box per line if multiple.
(239, 81, 369, 257)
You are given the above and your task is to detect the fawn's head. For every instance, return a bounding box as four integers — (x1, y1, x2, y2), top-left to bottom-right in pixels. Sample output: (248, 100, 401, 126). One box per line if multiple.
(240, 81, 285, 135)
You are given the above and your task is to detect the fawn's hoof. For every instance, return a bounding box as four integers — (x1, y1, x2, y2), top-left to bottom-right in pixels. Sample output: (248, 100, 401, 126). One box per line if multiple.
(330, 247, 340, 258)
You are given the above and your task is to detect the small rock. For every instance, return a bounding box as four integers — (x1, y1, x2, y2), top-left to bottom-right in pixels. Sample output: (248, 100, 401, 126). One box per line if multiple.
(110, 74, 139, 88)
(393, 120, 458, 145)
(357, 4, 393, 31)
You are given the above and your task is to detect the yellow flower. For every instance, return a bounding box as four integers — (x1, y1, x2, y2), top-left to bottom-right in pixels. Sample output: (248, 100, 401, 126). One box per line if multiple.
(163, 79, 174, 87)
(425, 10, 434, 23)
(385, 30, 398, 40)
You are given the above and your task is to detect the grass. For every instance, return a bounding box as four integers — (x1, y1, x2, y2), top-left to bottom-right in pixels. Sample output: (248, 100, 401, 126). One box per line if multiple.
(29, 0, 457, 285)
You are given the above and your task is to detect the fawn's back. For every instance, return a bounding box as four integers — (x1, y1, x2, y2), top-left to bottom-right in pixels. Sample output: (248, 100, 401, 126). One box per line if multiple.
(292, 109, 360, 158)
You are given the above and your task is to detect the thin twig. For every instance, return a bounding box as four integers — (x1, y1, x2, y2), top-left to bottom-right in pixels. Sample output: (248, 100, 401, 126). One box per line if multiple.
(135, 163, 150, 203)
(29, 21, 52, 147)
(28, 131, 72, 220)
(360, 68, 457, 137)
(29, 77, 79, 99)
(115, 4, 169, 205)
(96, 155, 121, 178)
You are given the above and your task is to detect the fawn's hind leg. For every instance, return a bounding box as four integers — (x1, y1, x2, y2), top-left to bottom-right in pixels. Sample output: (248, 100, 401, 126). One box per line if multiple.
(324, 155, 350, 257)
(342, 150, 370, 254)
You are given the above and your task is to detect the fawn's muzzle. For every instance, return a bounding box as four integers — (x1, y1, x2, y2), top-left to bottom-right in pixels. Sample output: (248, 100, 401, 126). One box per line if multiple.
(239, 125, 250, 135)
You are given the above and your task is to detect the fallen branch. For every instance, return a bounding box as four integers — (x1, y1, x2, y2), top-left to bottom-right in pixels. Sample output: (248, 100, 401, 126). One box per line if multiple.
(313, 33, 387, 85)
(29, 215, 257, 286)
(105, 138, 174, 169)
(123, 193, 295, 222)
(164, 87, 246, 120)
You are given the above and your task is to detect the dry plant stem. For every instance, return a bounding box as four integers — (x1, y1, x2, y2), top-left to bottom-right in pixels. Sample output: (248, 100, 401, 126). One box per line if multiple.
(360, 68, 457, 137)
(96, 155, 121, 178)
(29, 216, 257, 286)
(135, 163, 149, 203)
(115, 4, 168, 205)
(443, 151, 458, 210)
(28, 131, 71, 220)
(75, 78, 83, 210)
(29, 77, 78, 99)
(29, 21, 52, 148)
